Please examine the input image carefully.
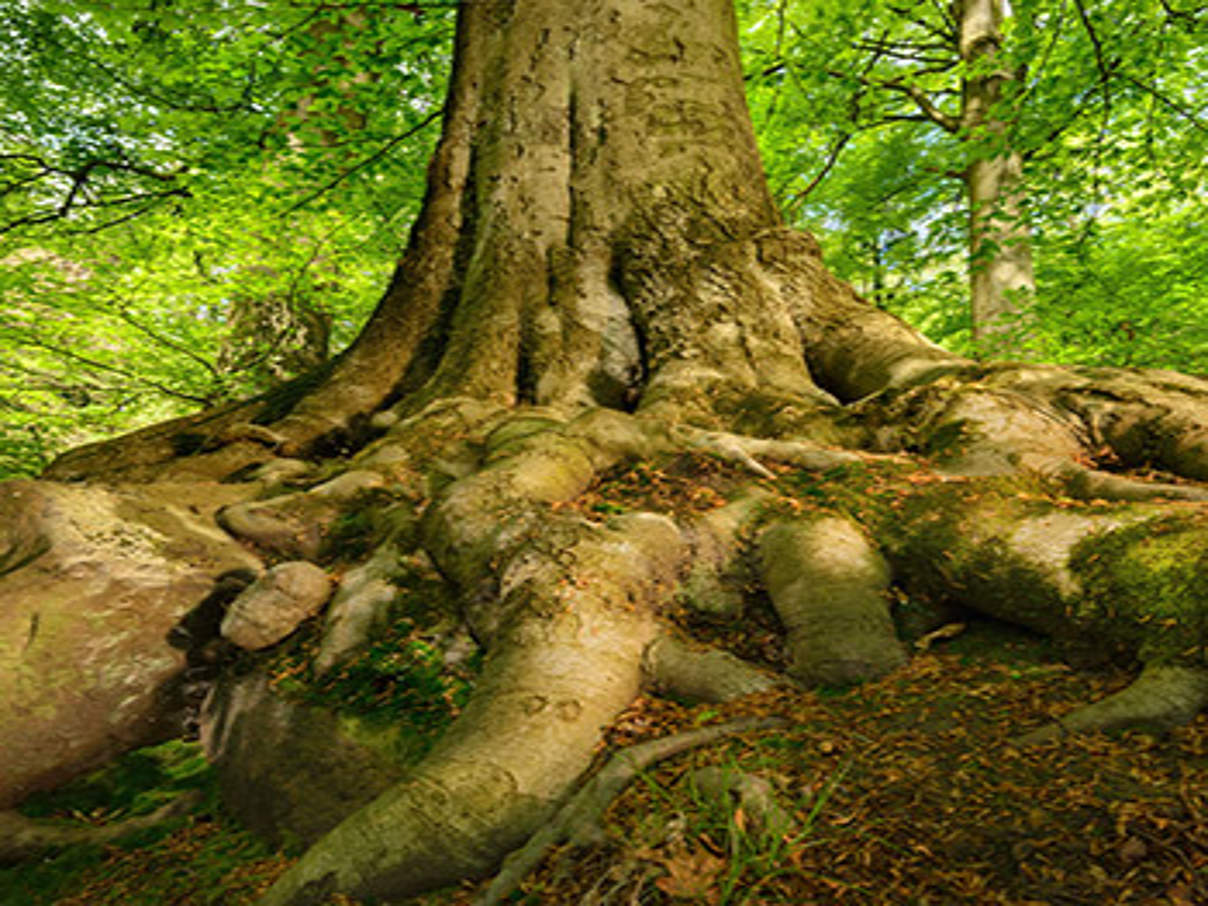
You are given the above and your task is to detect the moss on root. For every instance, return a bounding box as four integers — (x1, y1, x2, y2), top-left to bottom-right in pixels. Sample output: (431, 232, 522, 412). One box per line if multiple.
(1070, 511, 1208, 666)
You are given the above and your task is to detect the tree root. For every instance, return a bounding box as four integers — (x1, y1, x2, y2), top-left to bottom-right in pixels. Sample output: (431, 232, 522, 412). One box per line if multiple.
(642, 635, 783, 704)
(674, 425, 864, 478)
(314, 543, 425, 675)
(217, 470, 387, 560)
(1015, 664, 1208, 746)
(473, 716, 786, 906)
(1062, 465, 1208, 503)
(11, 390, 1207, 903)
(759, 515, 905, 685)
(0, 791, 201, 864)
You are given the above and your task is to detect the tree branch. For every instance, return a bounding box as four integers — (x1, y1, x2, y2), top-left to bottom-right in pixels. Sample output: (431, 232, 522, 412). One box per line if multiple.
(281, 109, 441, 214)
(115, 307, 224, 381)
(827, 69, 959, 132)
(17, 336, 212, 405)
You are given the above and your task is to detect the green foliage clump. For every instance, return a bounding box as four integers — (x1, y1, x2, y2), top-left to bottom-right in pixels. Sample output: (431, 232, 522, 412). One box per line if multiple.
(17, 739, 209, 822)
(261, 569, 479, 759)
(740, 0, 1207, 367)
(0, 1, 455, 477)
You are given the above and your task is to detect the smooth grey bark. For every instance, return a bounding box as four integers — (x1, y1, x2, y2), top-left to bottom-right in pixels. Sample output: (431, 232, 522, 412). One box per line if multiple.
(956, 0, 1037, 353)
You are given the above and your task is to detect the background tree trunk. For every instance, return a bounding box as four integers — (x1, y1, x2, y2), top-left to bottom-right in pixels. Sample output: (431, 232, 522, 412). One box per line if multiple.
(956, 0, 1037, 354)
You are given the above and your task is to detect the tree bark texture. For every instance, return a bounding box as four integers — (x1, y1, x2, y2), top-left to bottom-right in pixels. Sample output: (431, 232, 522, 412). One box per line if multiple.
(2, 2, 1207, 904)
(956, 0, 1037, 353)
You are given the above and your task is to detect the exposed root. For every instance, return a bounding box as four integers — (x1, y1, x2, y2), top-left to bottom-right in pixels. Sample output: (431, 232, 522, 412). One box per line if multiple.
(255, 415, 687, 905)
(1061, 466, 1208, 503)
(679, 491, 774, 620)
(1015, 664, 1208, 746)
(883, 482, 1208, 669)
(674, 425, 863, 478)
(759, 515, 905, 685)
(473, 717, 786, 906)
(217, 470, 388, 560)
(858, 362, 1208, 485)
(314, 543, 424, 675)
(7, 7, 1207, 904)
(0, 791, 201, 864)
(642, 635, 783, 704)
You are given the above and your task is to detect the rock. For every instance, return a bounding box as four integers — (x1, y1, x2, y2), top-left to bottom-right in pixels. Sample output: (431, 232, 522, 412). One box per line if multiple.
(200, 672, 405, 846)
(369, 409, 400, 430)
(0, 479, 261, 808)
(221, 561, 333, 650)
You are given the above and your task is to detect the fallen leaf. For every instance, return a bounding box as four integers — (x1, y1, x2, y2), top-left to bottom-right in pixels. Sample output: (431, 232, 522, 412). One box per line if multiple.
(653, 848, 725, 901)
(1118, 837, 1147, 862)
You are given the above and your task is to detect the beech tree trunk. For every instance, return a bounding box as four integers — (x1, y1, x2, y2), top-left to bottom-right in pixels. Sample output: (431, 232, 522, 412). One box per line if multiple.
(956, 0, 1037, 354)
(2, 2, 1207, 904)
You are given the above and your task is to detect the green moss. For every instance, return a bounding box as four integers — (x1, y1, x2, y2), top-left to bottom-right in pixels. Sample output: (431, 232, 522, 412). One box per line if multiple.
(2, 741, 241, 906)
(869, 477, 1146, 664)
(0, 812, 280, 906)
(0, 840, 108, 904)
(769, 458, 921, 529)
(922, 419, 972, 458)
(1071, 513, 1208, 666)
(484, 416, 565, 454)
(585, 454, 751, 518)
(320, 494, 417, 564)
(252, 569, 478, 762)
(18, 740, 210, 821)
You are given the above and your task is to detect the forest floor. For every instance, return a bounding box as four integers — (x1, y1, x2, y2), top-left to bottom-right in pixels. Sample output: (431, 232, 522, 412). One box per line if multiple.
(4, 619, 1206, 906)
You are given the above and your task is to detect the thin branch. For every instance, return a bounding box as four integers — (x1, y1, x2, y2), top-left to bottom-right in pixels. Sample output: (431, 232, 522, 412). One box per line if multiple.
(18, 336, 212, 405)
(1071, 0, 1115, 123)
(828, 68, 960, 132)
(115, 307, 223, 380)
(1122, 74, 1208, 133)
(281, 109, 441, 214)
(783, 132, 853, 216)
(1003, 0, 1070, 116)
(475, 717, 787, 906)
(1020, 71, 1116, 162)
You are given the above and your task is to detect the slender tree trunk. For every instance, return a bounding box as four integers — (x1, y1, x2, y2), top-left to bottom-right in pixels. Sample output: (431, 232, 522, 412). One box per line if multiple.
(956, 0, 1037, 355)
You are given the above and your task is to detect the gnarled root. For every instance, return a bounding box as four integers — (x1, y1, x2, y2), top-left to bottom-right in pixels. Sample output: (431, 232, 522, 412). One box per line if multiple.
(643, 635, 783, 704)
(256, 416, 686, 905)
(473, 717, 785, 906)
(683, 764, 794, 841)
(0, 792, 201, 864)
(1015, 663, 1208, 746)
(257, 518, 679, 904)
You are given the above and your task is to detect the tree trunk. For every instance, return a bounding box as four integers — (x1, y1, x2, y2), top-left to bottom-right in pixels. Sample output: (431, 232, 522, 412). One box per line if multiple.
(2, 1, 1207, 904)
(956, 0, 1037, 355)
